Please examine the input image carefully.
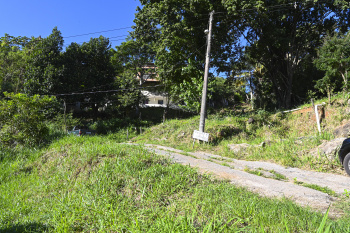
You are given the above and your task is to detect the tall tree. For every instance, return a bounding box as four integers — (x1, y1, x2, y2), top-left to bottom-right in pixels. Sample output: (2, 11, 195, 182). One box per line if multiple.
(23, 27, 64, 95)
(111, 39, 155, 112)
(60, 36, 115, 114)
(224, 0, 349, 108)
(133, 0, 242, 99)
(0, 34, 29, 94)
(134, 0, 350, 110)
(315, 32, 350, 94)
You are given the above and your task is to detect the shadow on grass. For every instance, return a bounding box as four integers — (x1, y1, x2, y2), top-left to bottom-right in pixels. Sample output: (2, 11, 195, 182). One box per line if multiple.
(0, 222, 51, 233)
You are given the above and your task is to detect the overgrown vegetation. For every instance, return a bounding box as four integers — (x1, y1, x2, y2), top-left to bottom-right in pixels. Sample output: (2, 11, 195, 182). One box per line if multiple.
(1, 136, 349, 232)
(1, 1, 350, 231)
(131, 94, 350, 174)
(0, 92, 57, 147)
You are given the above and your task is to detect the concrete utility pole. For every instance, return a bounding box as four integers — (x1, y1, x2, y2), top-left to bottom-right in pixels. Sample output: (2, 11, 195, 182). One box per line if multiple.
(199, 10, 214, 132)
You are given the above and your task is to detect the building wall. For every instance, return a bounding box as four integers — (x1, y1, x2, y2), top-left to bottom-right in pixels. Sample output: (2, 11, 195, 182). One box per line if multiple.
(141, 90, 168, 107)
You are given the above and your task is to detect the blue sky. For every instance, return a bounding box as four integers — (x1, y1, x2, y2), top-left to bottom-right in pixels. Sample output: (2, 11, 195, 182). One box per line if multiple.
(0, 0, 141, 49)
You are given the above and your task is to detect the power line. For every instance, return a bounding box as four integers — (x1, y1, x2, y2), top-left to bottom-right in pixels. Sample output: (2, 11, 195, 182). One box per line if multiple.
(64, 26, 132, 38)
(54, 84, 165, 97)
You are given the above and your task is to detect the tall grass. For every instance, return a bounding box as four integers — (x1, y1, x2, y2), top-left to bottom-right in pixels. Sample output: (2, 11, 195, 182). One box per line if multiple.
(0, 136, 349, 232)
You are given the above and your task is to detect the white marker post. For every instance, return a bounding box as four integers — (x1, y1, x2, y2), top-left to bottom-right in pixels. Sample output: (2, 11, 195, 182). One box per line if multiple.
(315, 105, 321, 133)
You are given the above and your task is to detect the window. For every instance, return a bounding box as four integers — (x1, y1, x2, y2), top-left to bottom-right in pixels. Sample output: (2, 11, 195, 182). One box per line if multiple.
(142, 74, 151, 80)
(158, 100, 164, 105)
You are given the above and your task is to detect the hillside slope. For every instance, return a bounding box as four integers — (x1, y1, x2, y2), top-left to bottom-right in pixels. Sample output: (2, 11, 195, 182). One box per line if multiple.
(132, 97, 350, 174)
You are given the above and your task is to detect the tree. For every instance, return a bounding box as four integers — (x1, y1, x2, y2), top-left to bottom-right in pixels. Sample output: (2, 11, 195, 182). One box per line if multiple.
(133, 0, 242, 102)
(22, 27, 64, 95)
(134, 0, 350, 110)
(111, 39, 155, 115)
(224, 0, 348, 109)
(60, 36, 116, 115)
(0, 34, 29, 94)
(208, 76, 237, 108)
(315, 33, 350, 95)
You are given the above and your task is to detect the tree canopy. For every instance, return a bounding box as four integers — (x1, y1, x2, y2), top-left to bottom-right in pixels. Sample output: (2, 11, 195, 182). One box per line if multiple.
(132, 0, 350, 109)
(1, 1, 350, 118)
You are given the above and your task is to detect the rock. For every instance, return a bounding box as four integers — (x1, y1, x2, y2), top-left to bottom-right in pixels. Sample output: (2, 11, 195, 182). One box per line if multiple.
(333, 122, 350, 137)
(247, 117, 254, 124)
(228, 143, 251, 154)
(309, 138, 346, 160)
(229, 141, 269, 154)
(295, 140, 303, 145)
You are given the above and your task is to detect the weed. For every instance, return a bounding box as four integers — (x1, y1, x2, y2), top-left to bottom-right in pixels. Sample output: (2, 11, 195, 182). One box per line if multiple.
(244, 167, 263, 176)
(293, 178, 336, 196)
(343, 189, 350, 198)
(221, 162, 233, 168)
(269, 170, 288, 181)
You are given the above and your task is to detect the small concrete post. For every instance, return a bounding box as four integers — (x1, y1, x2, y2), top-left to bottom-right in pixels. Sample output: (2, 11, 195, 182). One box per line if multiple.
(315, 105, 321, 133)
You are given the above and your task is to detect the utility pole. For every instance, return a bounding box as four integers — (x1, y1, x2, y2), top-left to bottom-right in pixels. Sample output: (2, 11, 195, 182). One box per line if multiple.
(199, 10, 214, 132)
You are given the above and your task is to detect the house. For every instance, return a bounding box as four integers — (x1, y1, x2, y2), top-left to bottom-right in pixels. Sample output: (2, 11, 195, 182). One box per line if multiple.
(137, 63, 171, 108)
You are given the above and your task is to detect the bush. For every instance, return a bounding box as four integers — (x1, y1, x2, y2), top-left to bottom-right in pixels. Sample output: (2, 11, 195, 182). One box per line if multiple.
(52, 112, 81, 132)
(0, 92, 57, 147)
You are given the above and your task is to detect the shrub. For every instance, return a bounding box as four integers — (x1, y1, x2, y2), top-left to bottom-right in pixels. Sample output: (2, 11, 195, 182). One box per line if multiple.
(0, 92, 56, 147)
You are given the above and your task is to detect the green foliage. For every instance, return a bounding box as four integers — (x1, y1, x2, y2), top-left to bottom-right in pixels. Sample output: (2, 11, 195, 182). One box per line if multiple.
(172, 76, 209, 113)
(51, 112, 81, 132)
(133, 0, 350, 109)
(0, 92, 56, 147)
(1, 29, 118, 117)
(315, 32, 350, 93)
(22, 27, 64, 95)
(226, 1, 347, 108)
(209, 77, 237, 108)
(1, 137, 349, 232)
(89, 118, 150, 135)
(317, 207, 332, 233)
(294, 178, 336, 196)
(111, 39, 156, 110)
(61, 36, 116, 112)
(133, 0, 240, 107)
(0, 34, 29, 94)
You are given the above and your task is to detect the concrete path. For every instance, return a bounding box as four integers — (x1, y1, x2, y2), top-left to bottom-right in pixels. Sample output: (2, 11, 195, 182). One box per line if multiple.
(140, 144, 350, 216)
